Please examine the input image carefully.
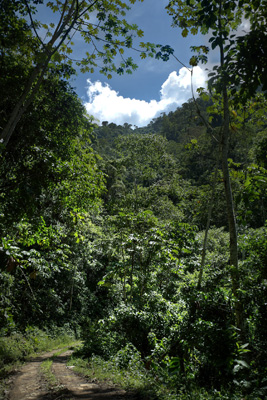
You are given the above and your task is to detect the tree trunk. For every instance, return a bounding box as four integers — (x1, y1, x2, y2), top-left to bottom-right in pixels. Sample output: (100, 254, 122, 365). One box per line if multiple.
(1, 62, 49, 147)
(218, 1, 244, 337)
(221, 88, 244, 335)
(197, 163, 219, 290)
(0, 0, 80, 149)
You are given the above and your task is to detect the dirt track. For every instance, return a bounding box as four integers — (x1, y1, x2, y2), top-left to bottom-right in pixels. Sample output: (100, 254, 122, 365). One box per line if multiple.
(7, 348, 129, 400)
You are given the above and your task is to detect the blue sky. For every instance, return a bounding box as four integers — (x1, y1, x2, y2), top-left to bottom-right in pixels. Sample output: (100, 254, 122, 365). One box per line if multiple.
(39, 0, 210, 126)
(71, 0, 205, 99)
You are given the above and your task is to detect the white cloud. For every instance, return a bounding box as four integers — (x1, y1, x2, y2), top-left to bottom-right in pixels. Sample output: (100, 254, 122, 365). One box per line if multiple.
(84, 66, 207, 127)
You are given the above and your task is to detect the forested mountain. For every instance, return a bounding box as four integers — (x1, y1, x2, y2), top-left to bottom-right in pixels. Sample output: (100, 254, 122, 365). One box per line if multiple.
(1, 1, 267, 399)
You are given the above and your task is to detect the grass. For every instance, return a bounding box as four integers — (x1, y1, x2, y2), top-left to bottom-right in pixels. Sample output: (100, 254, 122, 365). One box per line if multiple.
(40, 359, 58, 389)
(67, 355, 161, 399)
(66, 354, 256, 400)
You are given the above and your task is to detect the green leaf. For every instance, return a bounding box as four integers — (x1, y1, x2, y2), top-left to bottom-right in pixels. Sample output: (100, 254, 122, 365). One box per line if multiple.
(182, 28, 189, 37)
(234, 359, 250, 369)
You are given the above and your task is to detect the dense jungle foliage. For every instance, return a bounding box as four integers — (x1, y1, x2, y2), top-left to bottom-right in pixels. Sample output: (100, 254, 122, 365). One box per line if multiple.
(1, 0, 267, 399)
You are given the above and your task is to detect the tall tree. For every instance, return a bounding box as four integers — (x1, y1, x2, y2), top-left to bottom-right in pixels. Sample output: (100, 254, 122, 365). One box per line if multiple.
(0, 64, 105, 332)
(165, 0, 267, 335)
(0, 0, 162, 148)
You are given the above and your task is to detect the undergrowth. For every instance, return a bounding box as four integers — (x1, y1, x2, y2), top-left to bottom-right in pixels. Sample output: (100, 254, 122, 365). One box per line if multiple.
(67, 349, 262, 400)
(67, 355, 235, 400)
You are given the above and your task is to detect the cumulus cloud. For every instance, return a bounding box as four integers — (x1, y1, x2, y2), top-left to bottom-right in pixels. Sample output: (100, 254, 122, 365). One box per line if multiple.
(84, 66, 207, 127)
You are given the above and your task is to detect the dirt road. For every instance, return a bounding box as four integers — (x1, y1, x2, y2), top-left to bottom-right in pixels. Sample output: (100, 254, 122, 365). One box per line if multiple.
(7, 348, 129, 400)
